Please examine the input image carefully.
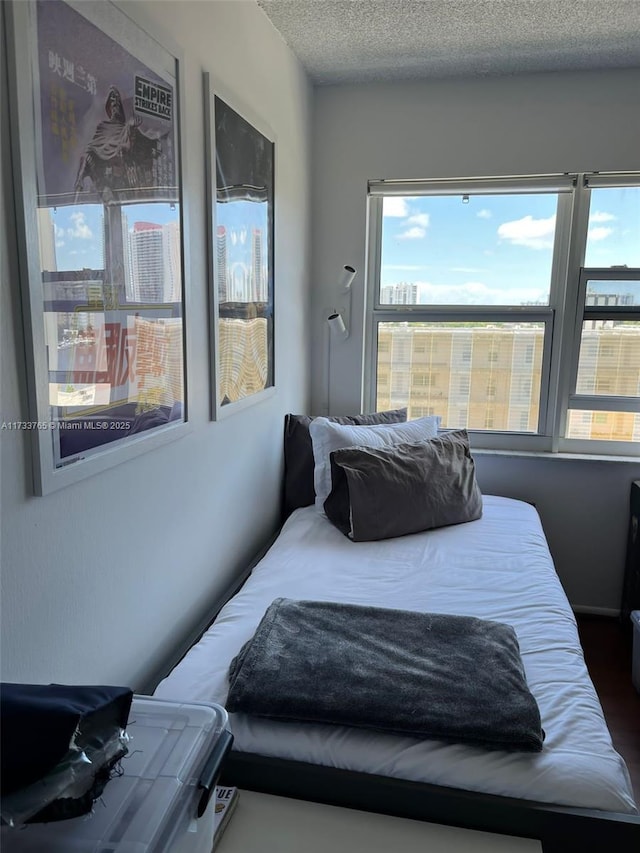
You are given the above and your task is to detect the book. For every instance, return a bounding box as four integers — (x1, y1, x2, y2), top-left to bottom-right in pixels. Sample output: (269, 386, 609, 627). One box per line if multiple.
(213, 785, 239, 844)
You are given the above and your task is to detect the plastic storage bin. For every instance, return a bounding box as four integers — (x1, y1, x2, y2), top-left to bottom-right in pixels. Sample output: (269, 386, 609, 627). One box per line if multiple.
(1, 696, 233, 853)
(632, 611, 640, 693)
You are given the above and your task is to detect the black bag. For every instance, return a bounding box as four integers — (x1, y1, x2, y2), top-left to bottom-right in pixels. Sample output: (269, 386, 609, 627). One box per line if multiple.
(1, 683, 133, 824)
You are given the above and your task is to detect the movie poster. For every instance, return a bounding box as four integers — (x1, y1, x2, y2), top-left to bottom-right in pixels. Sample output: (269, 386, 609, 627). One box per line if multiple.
(29, 0, 185, 470)
(36, 0, 177, 207)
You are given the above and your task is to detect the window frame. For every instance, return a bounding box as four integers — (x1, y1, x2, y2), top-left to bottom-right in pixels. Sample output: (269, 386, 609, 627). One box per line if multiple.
(558, 267, 640, 453)
(363, 173, 640, 456)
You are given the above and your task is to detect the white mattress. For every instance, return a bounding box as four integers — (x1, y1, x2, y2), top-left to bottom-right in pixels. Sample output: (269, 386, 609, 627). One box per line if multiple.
(155, 496, 637, 814)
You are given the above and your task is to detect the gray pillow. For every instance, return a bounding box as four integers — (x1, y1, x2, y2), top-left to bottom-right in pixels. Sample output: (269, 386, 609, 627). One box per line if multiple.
(282, 409, 407, 518)
(324, 429, 482, 541)
(310, 415, 441, 511)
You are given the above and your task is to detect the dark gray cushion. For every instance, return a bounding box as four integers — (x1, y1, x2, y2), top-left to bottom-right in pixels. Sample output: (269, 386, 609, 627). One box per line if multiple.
(324, 429, 482, 541)
(282, 409, 407, 518)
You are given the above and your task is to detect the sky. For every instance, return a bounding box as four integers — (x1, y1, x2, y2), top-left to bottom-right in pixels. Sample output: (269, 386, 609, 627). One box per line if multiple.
(216, 198, 269, 264)
(43, 187, 638, 299)
(46, 198, 268, 273)
(48, 202, 179, 271)
(380, 186, 640, 305)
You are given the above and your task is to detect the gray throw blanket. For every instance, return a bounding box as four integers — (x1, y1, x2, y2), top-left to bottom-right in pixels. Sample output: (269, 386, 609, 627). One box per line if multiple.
(227, 598, 544, 752)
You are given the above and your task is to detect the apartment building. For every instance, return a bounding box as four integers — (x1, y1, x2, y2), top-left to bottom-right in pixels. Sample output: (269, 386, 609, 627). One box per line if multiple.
(376, 321, 640, 440)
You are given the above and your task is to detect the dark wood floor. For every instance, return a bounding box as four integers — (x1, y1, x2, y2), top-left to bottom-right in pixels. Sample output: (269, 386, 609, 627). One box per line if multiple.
(576, 614, 640, 806)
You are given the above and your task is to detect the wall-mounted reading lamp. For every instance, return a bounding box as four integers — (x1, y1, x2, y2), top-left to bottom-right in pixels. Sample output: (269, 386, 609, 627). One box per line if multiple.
(324, 265, 357, 413)
(327, 311, 349, 339)
(327, 265, 357, 340)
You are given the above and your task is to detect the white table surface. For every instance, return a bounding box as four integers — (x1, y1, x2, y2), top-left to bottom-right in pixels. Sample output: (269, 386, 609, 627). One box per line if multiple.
(215, 790, 543, 853)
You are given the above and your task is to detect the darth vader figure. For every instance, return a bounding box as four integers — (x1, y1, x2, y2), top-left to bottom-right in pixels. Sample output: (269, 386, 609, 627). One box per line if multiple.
(74, 86, 168, 203)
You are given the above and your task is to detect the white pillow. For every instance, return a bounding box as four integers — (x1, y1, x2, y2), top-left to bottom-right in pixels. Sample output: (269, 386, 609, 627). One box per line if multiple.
(309, 415, 441, 511)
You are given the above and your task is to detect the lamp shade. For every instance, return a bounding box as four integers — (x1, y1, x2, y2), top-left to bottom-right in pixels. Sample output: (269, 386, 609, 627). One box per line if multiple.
(328, 311, 348, 339)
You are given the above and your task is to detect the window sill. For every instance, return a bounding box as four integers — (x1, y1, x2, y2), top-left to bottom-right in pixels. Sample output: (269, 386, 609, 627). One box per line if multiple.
(471, 447, 640, 464)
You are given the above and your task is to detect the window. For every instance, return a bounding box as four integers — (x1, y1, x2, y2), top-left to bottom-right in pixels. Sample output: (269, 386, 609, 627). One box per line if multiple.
(413, 372, 434, 386)
(411, 405, 436, 418)
(519, 411, 531, 431)
(365, 174, 640, 455)
(564, 269, 640, 444)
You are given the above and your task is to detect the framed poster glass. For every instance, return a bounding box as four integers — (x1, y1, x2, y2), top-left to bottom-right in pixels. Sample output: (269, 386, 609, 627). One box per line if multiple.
(204, 75, 275, 416)
(6, 0, 188, 494)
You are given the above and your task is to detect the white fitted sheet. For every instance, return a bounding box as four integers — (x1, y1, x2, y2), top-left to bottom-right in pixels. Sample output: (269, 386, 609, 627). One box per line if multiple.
(155, 496, 637, 814)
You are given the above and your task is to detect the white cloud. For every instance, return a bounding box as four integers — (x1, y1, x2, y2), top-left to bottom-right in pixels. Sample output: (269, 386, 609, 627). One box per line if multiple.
(587, 211, 615, 243)
(383, 198, 410, 217)
(497, 214, 556, 250)
(587, 226, 614, 242)
(589, 211, 616, 223)
(415, 280, 547, 306)
(407, 212, 430, 228)
(67, 212, 93, 240)
(398, 226, 427, 240)
(477, 209, 492, 219)
(383, 264, 429, 271)
(54, 222, 65, 249)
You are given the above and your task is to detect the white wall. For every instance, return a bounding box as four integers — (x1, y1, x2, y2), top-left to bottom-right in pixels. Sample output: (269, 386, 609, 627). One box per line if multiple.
(311, 70, 640, 613)
(0, 1, 312, 688)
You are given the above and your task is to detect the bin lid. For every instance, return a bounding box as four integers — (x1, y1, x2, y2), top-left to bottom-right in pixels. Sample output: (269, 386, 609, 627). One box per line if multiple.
(1, 697, 229, 853)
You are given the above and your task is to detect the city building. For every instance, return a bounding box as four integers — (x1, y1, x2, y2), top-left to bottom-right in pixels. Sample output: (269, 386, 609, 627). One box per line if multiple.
(250, 227, 266, 302)
(380, 282, 418, 304)
(216, 224, 229, 302)
(37, 207, 57, 273)
(126, 220, 181, 303)
(376, 320, 640, 441)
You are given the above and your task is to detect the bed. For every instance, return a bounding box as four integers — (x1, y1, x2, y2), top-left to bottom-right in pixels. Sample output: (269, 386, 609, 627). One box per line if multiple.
(154, 414, 639, 850)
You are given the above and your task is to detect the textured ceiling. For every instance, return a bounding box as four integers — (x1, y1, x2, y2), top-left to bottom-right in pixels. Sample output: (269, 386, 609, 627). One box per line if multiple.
(257, 0, 640, 85)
